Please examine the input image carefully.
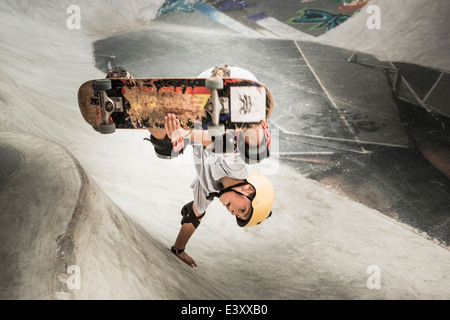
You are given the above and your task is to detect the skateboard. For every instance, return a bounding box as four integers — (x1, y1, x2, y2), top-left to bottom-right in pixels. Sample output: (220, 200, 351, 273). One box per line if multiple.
(77, 77, 273, 136)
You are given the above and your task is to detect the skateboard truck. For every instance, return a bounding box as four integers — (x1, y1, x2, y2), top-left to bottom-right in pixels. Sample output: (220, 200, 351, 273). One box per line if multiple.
(205, 77, 228, 136)
(93, 79, 123, 134)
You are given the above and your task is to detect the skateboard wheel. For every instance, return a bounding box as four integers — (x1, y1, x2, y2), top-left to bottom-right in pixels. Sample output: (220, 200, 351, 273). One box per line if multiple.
(205, 77, 223, 90)
(94, 79, 112, 91)
(99, 123, 116, 134)
(207, 125, 225, 137)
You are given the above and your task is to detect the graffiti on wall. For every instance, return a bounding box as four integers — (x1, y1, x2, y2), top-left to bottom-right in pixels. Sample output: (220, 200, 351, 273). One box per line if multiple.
(289, 9, 350, 31)
(157, 0, 251, 15)
(157, 0, 203, 15)
(288, 0, 368, 32)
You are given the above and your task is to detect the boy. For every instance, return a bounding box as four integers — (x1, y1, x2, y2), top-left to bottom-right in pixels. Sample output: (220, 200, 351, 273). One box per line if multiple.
(147, 66, 275, 267)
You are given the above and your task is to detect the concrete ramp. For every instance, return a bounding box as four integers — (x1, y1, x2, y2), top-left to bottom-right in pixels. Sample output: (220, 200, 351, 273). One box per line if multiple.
(1, 0, 450, 301)
(317, 0, 450, 72)
(1, 132, 450, 300)
(0, 132, 82, 299)
(0, 132, 214, 299)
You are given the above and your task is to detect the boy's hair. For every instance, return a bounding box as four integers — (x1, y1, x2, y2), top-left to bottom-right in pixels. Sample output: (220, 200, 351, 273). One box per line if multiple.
(211, 64, 231, 77)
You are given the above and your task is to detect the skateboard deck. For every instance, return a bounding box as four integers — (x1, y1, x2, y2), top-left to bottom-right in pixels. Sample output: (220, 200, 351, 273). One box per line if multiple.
(77, 77, 273, 135)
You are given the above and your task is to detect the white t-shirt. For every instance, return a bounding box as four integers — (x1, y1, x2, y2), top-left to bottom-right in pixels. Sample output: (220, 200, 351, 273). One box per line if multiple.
(190, 142, 248, 213)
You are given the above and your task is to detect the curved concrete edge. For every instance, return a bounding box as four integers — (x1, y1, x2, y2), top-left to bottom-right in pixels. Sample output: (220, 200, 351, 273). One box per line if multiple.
(0, 132, 211, 299)
(0, 132, 157, 299)
(0, 146, 22, 187)
(0, 132, 160, 299)
(1, 131, 450, 299)
(0, 133, 137, 299)
(0, 132, 81, 299)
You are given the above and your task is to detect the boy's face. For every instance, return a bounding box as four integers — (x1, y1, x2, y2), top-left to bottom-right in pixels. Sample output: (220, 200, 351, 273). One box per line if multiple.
(219, 184, 255, 221)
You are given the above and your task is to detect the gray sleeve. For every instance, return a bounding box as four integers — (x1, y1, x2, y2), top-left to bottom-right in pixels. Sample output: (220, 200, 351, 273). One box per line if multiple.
(190, 144, 248, 213)
(191, 178, 213, 214)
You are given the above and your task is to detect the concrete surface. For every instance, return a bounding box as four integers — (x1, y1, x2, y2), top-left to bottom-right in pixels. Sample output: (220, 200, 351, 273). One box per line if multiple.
(0, 0, 449, 300)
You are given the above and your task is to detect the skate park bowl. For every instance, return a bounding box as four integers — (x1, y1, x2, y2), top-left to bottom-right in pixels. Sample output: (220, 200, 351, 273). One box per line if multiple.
(0, 0, 449, 300)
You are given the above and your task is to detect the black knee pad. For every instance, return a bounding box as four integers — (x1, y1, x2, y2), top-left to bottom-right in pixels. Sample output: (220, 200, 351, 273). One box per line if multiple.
(181, 201, 205, 229)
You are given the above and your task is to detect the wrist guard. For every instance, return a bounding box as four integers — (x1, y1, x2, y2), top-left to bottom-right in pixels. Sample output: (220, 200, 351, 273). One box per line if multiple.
(171, 246, 185, 254)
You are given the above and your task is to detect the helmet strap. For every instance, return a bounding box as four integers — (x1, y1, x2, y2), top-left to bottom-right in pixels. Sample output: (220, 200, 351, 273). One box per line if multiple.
(206, 181, 252, 201)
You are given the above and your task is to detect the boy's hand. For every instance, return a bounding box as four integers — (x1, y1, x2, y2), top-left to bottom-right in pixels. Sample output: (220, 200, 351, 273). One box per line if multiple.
(174, 251, 197, 268)
(165, 113, 189, 142)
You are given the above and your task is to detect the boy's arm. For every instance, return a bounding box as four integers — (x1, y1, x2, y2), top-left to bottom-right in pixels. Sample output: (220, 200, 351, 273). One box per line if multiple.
(172, 223, 198, 268)
(165, 113, 213, 148)
(172, 202, 204, 268)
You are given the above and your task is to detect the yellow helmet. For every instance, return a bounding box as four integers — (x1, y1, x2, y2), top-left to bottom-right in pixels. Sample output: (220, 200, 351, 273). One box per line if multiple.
(207, 172, 274, 227)
(236, 172, 274, 227)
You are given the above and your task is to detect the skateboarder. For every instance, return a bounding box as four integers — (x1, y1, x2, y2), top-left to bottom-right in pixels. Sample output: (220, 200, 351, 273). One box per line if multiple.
(147, 66, 274, 268)
(151, 113, 274, 268)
